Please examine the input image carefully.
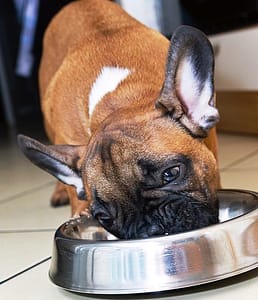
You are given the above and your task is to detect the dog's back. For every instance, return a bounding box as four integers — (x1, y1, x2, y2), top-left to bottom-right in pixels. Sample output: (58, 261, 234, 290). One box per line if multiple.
(39, 0, 170, 144)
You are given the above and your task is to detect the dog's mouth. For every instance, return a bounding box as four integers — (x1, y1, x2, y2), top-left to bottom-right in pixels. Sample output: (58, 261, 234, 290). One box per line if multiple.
(135, 196, 219, 239)
(92, 194, 219, 240)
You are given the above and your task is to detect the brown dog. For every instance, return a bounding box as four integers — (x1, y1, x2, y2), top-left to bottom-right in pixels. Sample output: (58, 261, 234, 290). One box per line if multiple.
(18, 0, 220, 239)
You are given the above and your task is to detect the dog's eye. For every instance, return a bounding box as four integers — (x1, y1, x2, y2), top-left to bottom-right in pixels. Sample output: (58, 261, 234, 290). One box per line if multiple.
(162, 166, 180, 184)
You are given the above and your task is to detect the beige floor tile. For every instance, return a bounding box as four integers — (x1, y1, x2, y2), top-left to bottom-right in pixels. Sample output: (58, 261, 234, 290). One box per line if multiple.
(228, 151, 258, 170)
(0, 184, 70, 231)
(0, 231, 53, 282)
(0, 140, 54, 201)
(217, 133, 258, 169)
(220, 169, 258, 191)
(1, 260, 94, 300)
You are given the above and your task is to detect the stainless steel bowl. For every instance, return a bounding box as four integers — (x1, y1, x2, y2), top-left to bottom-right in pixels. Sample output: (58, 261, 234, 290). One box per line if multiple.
(49, 189, 258, 294)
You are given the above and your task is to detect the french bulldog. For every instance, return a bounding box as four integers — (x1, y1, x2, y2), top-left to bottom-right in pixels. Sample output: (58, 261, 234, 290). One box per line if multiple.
(18, 0, 220, 239)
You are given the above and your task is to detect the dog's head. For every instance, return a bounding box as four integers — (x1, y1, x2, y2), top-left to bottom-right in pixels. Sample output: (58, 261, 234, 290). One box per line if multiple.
(18, 26, 220, 239)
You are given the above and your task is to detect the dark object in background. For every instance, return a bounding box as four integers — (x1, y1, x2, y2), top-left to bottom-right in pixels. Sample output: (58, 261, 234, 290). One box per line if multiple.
(180, 0, 258, 35)
(0, 1, 20, 132)
(0, 0, 73, 134)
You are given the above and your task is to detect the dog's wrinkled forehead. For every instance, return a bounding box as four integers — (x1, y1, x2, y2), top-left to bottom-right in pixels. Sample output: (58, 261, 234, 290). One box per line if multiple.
(86, 134, 115, 164)
(86, 115, 211, 173)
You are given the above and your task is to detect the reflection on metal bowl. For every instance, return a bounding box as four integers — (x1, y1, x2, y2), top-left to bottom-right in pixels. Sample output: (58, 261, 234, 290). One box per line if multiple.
(49, 189, 258, 294)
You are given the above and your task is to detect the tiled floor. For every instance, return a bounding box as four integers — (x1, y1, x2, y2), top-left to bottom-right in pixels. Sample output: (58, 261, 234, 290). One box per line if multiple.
(1, 131, 258, 299)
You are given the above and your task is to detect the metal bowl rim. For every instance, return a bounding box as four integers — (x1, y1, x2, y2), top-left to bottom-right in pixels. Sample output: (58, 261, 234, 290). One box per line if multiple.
(56, 188, 258, 245)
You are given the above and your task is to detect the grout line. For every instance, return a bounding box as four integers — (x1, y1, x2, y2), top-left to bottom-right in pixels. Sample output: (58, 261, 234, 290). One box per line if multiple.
(220, 149, 258, 172)
(0, 181, 55, 204)
(0, 257, 51, 285)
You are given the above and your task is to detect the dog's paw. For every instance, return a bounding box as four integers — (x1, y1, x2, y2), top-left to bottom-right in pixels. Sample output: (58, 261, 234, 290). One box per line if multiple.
(50, 182, 70, 207)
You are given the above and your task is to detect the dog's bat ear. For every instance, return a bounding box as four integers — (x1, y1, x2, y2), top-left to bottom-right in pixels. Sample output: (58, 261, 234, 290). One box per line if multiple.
(17, 135, 86, 199)
(156, 25, 219, 137)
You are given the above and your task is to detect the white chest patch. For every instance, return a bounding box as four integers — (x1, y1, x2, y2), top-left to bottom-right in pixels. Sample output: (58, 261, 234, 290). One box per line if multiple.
(88, 66, 132, 117)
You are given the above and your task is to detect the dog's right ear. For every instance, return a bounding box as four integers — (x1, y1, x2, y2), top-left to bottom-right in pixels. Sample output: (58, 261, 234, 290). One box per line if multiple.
(17, 135, 86, 199)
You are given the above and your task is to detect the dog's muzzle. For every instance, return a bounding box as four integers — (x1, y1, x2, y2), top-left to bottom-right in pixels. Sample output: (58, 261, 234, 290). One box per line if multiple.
(92, 193, 219, 239)
(135, 195, 219, 239)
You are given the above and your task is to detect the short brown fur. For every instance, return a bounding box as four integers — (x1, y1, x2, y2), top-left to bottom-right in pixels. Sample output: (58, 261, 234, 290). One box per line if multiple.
(38, 0, 219, 215)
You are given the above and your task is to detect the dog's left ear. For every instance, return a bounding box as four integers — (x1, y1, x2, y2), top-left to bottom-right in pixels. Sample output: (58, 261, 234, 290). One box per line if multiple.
(156, 25, 219, 137)
(17, 135, 86, 199)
